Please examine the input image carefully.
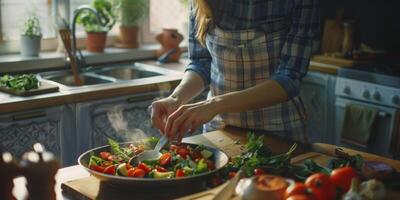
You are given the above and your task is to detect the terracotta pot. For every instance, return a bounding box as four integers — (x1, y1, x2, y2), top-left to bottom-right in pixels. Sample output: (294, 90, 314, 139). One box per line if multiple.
(155, 28, 184, 63)
(117, 26, 139, 48)
(86, 32, 107, 53)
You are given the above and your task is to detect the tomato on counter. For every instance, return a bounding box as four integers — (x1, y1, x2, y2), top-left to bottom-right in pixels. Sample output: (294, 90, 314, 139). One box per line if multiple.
(330, 167, 358, 194)
(285, 182, 324, 200)
(305, 173, 335, 200)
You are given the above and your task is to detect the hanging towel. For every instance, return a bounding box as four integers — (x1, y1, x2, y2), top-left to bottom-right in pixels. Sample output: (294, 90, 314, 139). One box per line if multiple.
(341, 104, 378, 148)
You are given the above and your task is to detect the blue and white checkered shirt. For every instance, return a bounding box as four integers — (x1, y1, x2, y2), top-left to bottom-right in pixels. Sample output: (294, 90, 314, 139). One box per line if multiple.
(186, 0, 320, 135)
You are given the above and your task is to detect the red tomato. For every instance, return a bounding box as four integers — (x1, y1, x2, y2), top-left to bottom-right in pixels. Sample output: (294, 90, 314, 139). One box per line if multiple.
(99, 151, 111, 160)
(285, 183, 324, 200)
(330, 167, 358, 194)
(89, 164, 105, 172)
(169, 144, 178, 151)
(156, 166, 168, 172)
(159, 153, 172, 166)
(286, 195, 312, 200)
(127, 168, 145, 178)
(305, 173, 336, 200)
(254, 168, 265, 175)
(206, 160, 216, 170)
(102, 165, 116, 175)
(175, 169, 185, 177)
(190, 149, 203, 160)
(228, 171, 237, 179)
(137, 163, 151, 173)
(177, 147, 190, 159)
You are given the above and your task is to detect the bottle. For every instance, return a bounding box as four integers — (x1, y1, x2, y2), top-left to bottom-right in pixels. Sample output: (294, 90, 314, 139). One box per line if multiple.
(342, 20, 355, 59)
(20, 143, 59, 200)
(0, 151, 19, 200)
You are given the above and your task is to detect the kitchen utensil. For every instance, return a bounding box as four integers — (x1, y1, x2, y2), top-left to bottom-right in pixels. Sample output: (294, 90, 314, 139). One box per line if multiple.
(212, 168, 244, 200)
(58, 27, 83, 86)
(78, 142, 229, 188)
(133, 135, 168, 163)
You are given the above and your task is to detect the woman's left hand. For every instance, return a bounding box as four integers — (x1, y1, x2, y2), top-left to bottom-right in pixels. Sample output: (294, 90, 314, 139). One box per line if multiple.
(164, 99, 219, 142)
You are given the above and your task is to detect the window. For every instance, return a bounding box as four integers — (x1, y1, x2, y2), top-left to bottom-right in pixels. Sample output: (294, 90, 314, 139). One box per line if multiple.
(1, 0, 55, 41)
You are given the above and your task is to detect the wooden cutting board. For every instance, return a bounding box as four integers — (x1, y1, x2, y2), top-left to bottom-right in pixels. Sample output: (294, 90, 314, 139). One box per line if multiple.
(321, 19, 344, 53)
(0, 81, 59, 97)
(311, 55, 370, 67)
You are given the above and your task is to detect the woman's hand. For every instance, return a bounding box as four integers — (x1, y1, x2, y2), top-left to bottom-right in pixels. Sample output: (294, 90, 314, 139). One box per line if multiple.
(164, 99, 220, 142)
(151, 96, 181, 134)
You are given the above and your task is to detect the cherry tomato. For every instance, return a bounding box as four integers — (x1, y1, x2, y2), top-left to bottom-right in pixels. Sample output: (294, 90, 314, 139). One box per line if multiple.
(228, 171, 237, 179)
(89, 164, 105, 172)
(177, 147, 190, 159)
(305, 173, 335, 200)
(188, 149, 202, 160)
(137, 163, 152, 173)
(99, 151, 111, 160)
(254, 168, 265, 175)
(285, 183, 324, 200)
(127, 168, 145, 178)
(156, 166, 168, 172)
(206, 160, 216, 170)
(159, 153, 172, 166)
(102, 165, 116, 175)
(330, 167, 358, 194)
(175, 169, 185, 177)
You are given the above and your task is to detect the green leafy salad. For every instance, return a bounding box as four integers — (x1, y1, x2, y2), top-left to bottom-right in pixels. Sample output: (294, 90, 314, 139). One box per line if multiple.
(0, 74, 39, 91)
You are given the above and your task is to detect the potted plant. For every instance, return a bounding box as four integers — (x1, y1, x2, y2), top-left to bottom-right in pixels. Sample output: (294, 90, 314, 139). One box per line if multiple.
(112, 0, 148, 48)
(20, 14, 42, 57)
(77, 0, 116, 52)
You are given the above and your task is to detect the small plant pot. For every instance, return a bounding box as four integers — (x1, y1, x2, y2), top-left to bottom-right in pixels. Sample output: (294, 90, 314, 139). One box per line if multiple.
(20, 35, 41, 57)
(116, 26, 139, 48)
(86, 32, 108, 53)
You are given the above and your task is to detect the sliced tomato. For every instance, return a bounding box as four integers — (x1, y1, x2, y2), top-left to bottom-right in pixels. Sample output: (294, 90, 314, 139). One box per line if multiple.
(190, 149, 203, 160)
(156, 166, 168, 172)
(127, 168, 146, 178)
(159, 153, 172, 166)
(177, 147, 190, 159)
(138, 162, 152, 173)
(102, 165, 116, 175)
(228, 171, 237, 179)
(89, 164, 105, 172)
(330, 167, 358, 195)
(254, 168, 265, 175)
(206, 160, 216, 170)
(175, 169, 185, 177)
(99, 151, 111, 160)
(305, 173, 335, 200)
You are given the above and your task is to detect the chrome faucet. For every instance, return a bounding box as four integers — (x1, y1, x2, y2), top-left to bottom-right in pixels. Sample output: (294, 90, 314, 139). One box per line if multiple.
(71, 5, 106, 69)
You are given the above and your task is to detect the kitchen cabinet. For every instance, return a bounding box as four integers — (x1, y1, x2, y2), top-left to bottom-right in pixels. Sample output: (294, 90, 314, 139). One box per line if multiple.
(0, 105, 76, 166)
(75, 91, 171, 155)
(300, 71, 336, 143)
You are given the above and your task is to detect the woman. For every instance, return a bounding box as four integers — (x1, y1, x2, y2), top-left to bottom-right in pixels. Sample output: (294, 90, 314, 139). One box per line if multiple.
(151, 0, 320, 142)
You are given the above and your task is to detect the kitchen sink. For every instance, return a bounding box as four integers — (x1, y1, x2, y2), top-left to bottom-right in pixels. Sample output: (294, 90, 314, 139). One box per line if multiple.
(40, 62, 180, 89)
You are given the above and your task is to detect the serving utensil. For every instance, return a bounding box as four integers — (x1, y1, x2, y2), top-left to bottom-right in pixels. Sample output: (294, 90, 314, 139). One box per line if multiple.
(129, 135, 168, 165)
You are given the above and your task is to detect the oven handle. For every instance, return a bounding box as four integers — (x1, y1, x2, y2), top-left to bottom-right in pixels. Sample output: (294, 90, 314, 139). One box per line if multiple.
(335, 103, 389, 118)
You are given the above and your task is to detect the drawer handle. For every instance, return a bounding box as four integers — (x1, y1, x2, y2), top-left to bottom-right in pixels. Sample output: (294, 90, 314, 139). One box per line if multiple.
(12, 111, 46, 121)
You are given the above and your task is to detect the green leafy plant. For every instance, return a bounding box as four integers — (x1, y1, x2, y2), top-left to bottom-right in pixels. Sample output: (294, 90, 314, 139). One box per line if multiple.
(77, 0, 116, 32)
(0, 74, 39, 91)
(21, 15, 41, 38)
(112, 0, 148, 27)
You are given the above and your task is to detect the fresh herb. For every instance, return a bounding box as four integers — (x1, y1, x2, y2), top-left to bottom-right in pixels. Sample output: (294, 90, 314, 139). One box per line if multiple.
(107, 138, 131, 161)
(0, 74, 39, 91)
(328, 148, 364, 170)
(89, 155, 105, 166)
(22, 14, 41, 38)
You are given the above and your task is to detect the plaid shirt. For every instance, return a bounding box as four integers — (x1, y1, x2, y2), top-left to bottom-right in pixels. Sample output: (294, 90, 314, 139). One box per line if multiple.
(186, 0, 320, 133)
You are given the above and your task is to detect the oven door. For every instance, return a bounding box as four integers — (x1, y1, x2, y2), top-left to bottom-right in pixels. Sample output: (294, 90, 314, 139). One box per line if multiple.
(335, 97, 398, 157)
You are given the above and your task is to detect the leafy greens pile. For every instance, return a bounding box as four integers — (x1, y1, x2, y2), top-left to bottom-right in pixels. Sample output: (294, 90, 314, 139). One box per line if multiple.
(0, 74, 39, 91)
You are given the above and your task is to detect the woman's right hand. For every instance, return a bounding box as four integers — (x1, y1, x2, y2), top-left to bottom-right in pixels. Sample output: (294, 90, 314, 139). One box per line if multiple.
(150, 96, 181, 134)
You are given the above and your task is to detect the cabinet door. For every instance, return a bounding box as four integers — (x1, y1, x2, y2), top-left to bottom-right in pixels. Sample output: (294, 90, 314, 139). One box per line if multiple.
(300, 72, 329, 143)
(76, 91, 170, 153)
(0, 105, 75, 166)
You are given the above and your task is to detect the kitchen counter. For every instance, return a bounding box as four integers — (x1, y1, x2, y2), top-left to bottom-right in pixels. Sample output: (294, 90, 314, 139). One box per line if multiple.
(11, 127, 400, 200)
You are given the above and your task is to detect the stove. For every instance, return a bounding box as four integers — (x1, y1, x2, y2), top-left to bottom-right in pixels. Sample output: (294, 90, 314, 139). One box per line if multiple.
(335, 64, 400, 159)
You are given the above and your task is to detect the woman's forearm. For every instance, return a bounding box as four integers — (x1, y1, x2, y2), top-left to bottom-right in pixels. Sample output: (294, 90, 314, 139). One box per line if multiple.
(211, 80, 289, 113)
(170, 71, 206, 105)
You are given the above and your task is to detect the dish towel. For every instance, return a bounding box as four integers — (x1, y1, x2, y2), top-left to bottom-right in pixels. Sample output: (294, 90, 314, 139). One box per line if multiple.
(341, 104, 378, 148)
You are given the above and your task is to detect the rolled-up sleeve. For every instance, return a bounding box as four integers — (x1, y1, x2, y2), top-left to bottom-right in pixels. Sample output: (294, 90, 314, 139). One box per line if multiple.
(270, 0, 320, 99)
(185, 3, 212, 87)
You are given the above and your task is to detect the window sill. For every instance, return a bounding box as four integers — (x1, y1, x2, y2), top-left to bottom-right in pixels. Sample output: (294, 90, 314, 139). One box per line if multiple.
(0, 44, 162, 74)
